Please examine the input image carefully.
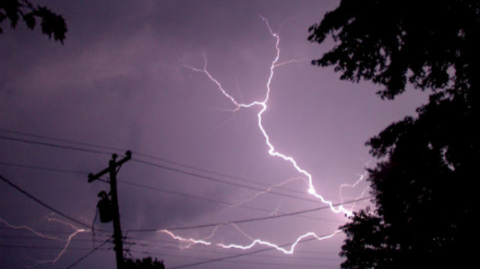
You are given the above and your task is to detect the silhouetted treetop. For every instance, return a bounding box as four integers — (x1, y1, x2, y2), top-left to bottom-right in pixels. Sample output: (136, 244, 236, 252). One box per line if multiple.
(0, 0, 67, 43)
(125, 257, 166, 269)
(348, 92, 478, 269)
(308, 0, 480, 99)
(310, 1, 479, 268)
(340, 210, 393, 269)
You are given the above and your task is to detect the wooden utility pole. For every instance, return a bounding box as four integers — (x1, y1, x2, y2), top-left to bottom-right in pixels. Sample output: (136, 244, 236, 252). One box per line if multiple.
(88, 151, 131, 269)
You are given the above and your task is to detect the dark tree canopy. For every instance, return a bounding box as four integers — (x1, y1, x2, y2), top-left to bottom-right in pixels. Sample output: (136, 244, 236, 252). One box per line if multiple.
(0, 0, 67, 43)
(125, 257, 166, 269)
(341, 93, 478, 269)
(308, 0, 480, 100)
(310, 1, 479, 269)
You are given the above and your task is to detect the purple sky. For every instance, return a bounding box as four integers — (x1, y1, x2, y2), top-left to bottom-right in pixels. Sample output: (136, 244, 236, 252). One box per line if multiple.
(0, 1, 428, 268)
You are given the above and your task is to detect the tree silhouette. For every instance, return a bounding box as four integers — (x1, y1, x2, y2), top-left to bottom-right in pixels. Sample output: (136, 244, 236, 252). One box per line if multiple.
(125, 257, 166, 269)
(309, 1, 479, 268)
(342, 93, 477, 268)
(0, 0, 67, 43)
(308, 0, 479, 101)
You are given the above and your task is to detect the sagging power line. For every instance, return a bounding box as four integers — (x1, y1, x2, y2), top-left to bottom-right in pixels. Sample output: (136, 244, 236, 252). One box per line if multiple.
(0, 174, 91, 228)
(0, 130, 341, 204)
(127, 196, 370, 233)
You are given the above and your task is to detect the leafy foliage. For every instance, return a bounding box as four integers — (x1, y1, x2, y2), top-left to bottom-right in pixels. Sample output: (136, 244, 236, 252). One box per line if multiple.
(0, 0, 67, 43)
(340, 210, 392, 269)
(125, 257, 166, 269)
(308, 0, 480, 99)
(310, 1, 479, 268)
(341, 92, 478, 269)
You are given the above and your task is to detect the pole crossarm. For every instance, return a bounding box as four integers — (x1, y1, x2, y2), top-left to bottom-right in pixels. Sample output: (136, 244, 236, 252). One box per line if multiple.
(88, 151, 132, 183)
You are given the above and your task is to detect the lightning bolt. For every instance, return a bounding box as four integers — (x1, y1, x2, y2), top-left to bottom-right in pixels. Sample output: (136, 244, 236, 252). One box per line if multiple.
(1, 216, 91, 267)
(158, 228, 216, 249)
(159, 224, 341, 255)
(217, 230, 341, 254)
(159, 223, 255, 250)
(0, 218, 61, 240)
(274, 58, 309, 68)
(184, 16, 353, 217)
(217, 223, 341, 255)
(339, 176, 371, 212)
(338, 160, 372, 211)
(155, 16, 360, 255)
(28, 216, 91, 267)
(338, 172, 367, 199)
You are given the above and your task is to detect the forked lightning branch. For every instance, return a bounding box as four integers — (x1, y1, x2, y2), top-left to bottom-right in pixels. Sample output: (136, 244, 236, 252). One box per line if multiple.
(165, 16, 355, 253)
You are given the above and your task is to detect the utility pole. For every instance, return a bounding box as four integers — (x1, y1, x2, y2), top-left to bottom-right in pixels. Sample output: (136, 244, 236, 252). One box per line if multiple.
(88, 151, 131, 269)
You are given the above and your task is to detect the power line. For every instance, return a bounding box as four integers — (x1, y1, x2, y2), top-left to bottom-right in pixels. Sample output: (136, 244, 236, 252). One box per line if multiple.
(0, 161, 88, 175)
(127, 196, 370, 232)
(64, 239, 111, 269)
(0, 160, 342, 223)
(0, 128, 298, 190)
(0, 236, 338, 268)
(122, 248, 338, 268)
(213, 258, 336, 268)
(1, 129, 368, 225)
(122, 235, 339, 258)
(0, 234, 110, 243)
(0, 241, 336, 269)
(0, 161, 109, 184)
(117, 180, 342, 223)
(0, 128, 123, 152)
(1, 128, 356, 205)
(0, 159, 267, 210)
(133, 151, 308, 196)
(1, 131, 329, 204)
(168, 232, 336, 269)
(120, 236, 341, 268)
(1, 129, 334, 205)
(0, 159, 274, 213)
(132, 158, 324, 204)
(127, 249, 332, 268)
(0, 128, 341, 199)
(0, 174, 91, 228)
(0, 135, 111, 155)
(118, 180, 270, 212)
(0, 244, 110, 251)
(0, 129, 358, 268)
(0, 227, 112, 235)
